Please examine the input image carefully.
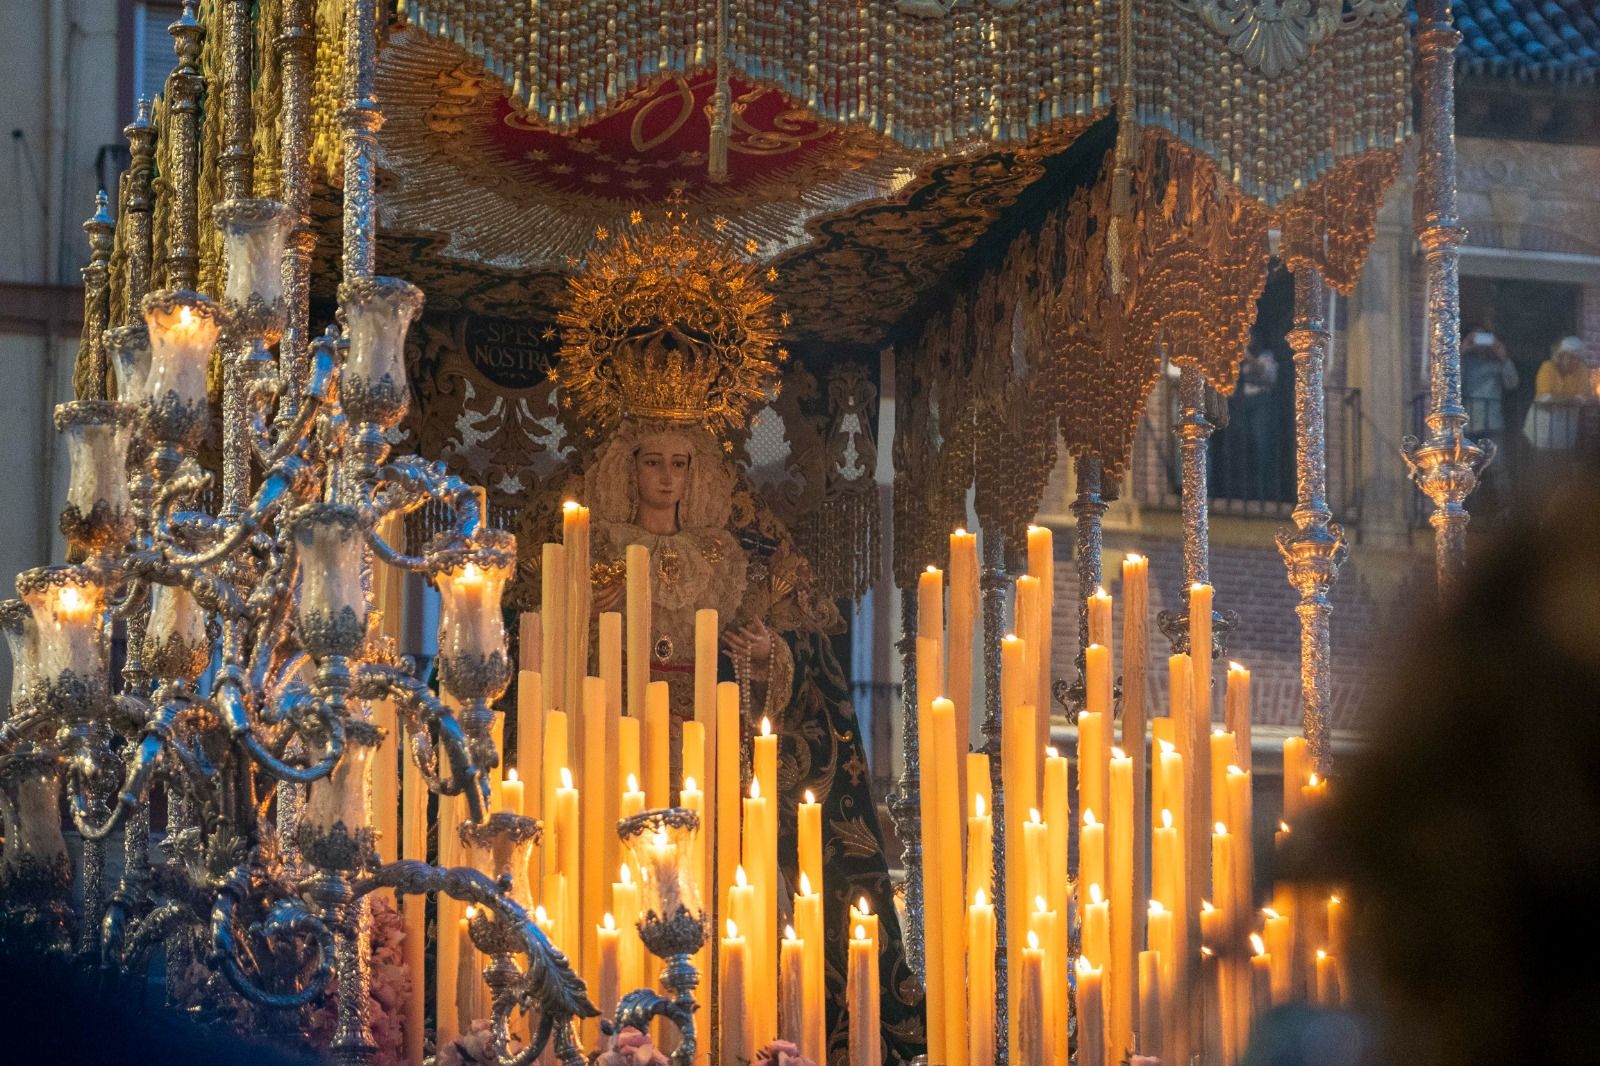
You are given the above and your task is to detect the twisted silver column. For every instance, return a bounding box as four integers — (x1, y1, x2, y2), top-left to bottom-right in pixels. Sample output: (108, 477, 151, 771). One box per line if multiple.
(1067, 455, 1108, 713)
(978, 530, 1009, 1065)
(1275, 268, 1348, 775)
(891, 592, 924, 981)
(1402, 0, 1490, 600)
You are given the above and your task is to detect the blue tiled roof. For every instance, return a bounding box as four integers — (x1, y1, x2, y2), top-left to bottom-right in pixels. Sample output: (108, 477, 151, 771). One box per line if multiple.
(1447, 0, 1600, 83)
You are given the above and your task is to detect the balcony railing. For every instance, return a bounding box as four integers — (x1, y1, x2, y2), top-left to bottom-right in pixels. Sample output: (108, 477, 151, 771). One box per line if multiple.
(1134, 375, 1364, 523)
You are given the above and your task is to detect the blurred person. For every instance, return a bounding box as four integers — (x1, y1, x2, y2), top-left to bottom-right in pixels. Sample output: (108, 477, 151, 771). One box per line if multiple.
(1460, 328, 1518, 514)
(1311, 471, 1600, 1066)
(1232, 338, 1281, 501)
(1525, 336, 1595, 451)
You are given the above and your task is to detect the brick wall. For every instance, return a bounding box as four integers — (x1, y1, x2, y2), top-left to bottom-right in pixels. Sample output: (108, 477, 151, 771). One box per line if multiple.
(1047, 528, 1430, 732)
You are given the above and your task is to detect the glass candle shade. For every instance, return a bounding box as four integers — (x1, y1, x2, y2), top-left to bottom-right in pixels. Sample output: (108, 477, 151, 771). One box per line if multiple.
(107, 323, 151, 404)
(291, 503, 368, 659)
(620, 807, 705, 958)
(429, 529, 515, 701)
(53, 401, 135, 553)
(15, 567, 106, 712)
(142, 583, 211, 682)
(0, 754, 69, 885)
(1, 598, 40, 708)
(141, 289, 221, 445)
(215, 197, 290, 310)
(463, 815, 541, 911)
(300, 720, 379, 870)
(339, 276, 423, 429)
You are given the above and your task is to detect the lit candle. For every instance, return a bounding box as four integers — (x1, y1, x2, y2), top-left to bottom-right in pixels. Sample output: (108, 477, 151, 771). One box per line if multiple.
(721, 919, 749, 1065)
(1199, 902, 1226, 1065)
(848, 921, 880, 1066)
(794, 873, 825, 1066)
(612, 864, 642, 994)
(967, 791, 993, 924)
(1225, 662, 1252, 768)
(1028, 526, 1055, 761)
(1075, 954, 1105, 1066)
(1152, 808, 1189, 1066)
(1088, 584, 1113, 649)
(1077, 705, 1106, 907)
(1033, 897, 1061, 1065)
(1085, 883, 1110, 984)
(715, 681, 741, 949)
(1249, 934, 1272, 1021)
(1327, 894, 1349, 1000)
(1042, 748, 1071, 1018)
(555, 768, 580, 972)
(780, 925, 805, 1046)
(930, 696, 970, 1066)
(561, 501, 591, 724)
(621, 773, 646, 820)
(743, 777, 776, 1046)
(950, 529, 979, 775)
(1315, 949, 1339, 1007)
(798, 788, 823, 903)
(1226, 765, 1254, 939)
(1017, 929, 1047, 1066)
(968, 887, 997, 1066)
(1000, 633, 1037, 1056)
(597, 912, 621, 1020)
(500, 767, 524, 815)
(625, 543, 651, 719)
(457, 906, 481, 1027)
(1080, 810, 1106, 920)
(754, 718, 780, 1044)
(1262, 907, 1292, 1005)
(915, 632, 948, 1066)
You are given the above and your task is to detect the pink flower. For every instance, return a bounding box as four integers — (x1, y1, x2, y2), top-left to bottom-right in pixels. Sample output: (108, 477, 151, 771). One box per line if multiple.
(754, 1039, 815, 1066)
(596, 1025, 670, 1066)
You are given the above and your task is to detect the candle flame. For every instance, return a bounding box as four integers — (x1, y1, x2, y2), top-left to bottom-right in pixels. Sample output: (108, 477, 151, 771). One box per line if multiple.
(684, 776, 698, 792)
(1035, 895, 1048, 914)
(1149, 899, 1167, 916)
(973, 794, 986, 819)
(1029, 807, 1042, 825)
(1229, 661, 1246, 673)
(1308, 773, 1321, 787)
(1251, 934, 1267, 956)
(786, 924, 797, 940)
(1316, 949, 1328, 961)
(178, 305, 193, 325)
(460, 562, 483, 583)
(59, 586, 84, 613)
(761, 716, 772, 737)
(1045, 746, 1059, 758)
(1089, 883, 1104, 905)
(620, 864, 632, 884)
(1159, 739, 1176, 755)
(750, 778, 761, 800)
(856, 897, 871, 916)
(1125, 553, 1146, 564)
(1201, 900, 1215, 913)
(1262, 907, 1281, 920)
(975, 887, 988, 907)
(1200, 946, 1215, 958)
(507, 768, 519, 783)
(1161, 809, 1173, 829)
(1227, 764, 1245, 777)
(1027, 930, 1040, 950)
(560, 767, 573, 789)
(653, 828, 667, 847)
(1279, 821, 1291, 833)
(727, 918, 739, 938)
(854, 923, 866, 940)
(603, 913, 615, 931)
(465, 905, 478, 919)
(1094, 585, 1108, 599)
(735, 865, 748, 888)
(1083, 809, 1098, 828)
(1003, 633, 1021, 645)
(1111, 746, 1127, 761)
(535, 905, 549, 924)
(1191, 582, 1208, 592)
(1215, 821, 1228, 836)
(1329, 894, 1342, 905)
(956, 527, 968, 536)
(803, 789, 815, 804)
(626, 773, 639, 793)
(798, 871, 812, 895)
(563, 500, 580, 512)
(926, 564, 938, 573)
(1076, 954, 1094, 975)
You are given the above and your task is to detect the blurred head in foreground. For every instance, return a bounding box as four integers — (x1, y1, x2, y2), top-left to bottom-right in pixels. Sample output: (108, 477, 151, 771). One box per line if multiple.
(1325, 473, 1600, 1066)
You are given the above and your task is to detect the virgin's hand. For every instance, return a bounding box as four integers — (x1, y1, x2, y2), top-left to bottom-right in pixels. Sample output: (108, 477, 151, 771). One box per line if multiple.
(722, 621, 773, 662)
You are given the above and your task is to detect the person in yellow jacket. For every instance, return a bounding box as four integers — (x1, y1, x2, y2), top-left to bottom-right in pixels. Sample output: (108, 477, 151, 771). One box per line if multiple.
(1525, 336, 1595, 449)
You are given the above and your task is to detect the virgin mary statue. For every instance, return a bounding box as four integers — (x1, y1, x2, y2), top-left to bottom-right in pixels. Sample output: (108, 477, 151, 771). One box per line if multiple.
(522, 205, 923, 1063)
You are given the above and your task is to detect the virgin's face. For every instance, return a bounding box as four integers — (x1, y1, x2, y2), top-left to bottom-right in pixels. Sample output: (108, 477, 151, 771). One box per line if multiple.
(635, 446, 691, 510)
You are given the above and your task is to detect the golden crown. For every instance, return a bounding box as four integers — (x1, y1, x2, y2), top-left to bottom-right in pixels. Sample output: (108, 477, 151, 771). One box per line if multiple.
(554, 194, 788, 436)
